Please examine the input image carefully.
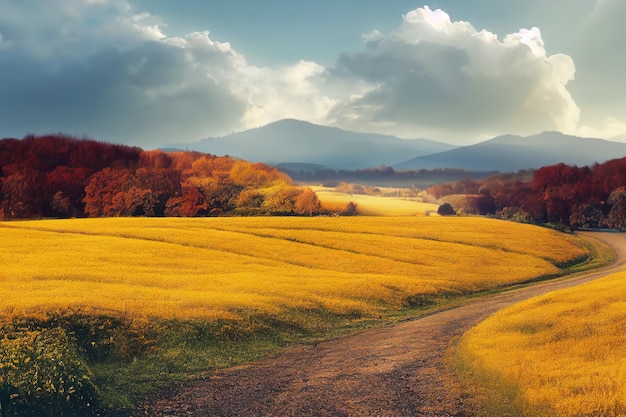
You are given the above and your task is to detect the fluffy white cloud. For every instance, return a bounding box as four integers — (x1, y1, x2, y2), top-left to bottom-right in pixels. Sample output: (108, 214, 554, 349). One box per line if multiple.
(324, 6, 580, 142)
(0, 2, 621, 147)
(0, 0, 344, 145)
(237, 60, 338, 130)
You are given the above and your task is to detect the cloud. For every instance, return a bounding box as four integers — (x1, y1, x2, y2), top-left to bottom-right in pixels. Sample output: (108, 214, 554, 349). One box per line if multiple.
(569, 0, 626, 141)
(323, 6, 580, 142)
(0, 1, 249, 145)
(237, 60, 338, 130)
(577, 117, 626, 143)
(0, 0, 344, 146)
(0, 2, 621, 147)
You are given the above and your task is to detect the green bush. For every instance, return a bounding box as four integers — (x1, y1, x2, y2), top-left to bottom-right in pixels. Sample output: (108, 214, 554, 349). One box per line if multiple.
(0, 328, 101, 417)
(10, 311, 158, 362)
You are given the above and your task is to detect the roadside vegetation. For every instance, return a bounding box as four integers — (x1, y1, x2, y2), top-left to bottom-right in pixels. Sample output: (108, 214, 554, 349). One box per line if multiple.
(455, 250, 626, 417)
(0, 216, 595, 415)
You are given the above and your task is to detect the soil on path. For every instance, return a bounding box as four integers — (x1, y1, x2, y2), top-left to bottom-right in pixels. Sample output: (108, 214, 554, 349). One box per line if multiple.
(136, 232, 626, 417)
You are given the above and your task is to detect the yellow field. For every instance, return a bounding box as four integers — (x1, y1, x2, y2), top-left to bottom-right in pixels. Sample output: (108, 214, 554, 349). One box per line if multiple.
(458, 269, 626, 416)
(0, 216, 588, 322)
(311, 186, 439, 216)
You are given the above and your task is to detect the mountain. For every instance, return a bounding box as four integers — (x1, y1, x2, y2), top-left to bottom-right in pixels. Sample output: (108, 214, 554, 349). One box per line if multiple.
(170, 119, 456, 169)
(394, 131, 626, 172)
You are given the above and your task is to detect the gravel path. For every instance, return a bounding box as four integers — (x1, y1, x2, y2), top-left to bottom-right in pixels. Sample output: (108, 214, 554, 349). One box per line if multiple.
(136, 232, 626, 417)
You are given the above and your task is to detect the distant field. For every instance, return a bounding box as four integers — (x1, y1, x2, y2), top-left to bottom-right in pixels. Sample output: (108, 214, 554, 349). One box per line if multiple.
(311, 186, 439, 216)
(458, 268, 626, 417)
(0, 216, 593, 409)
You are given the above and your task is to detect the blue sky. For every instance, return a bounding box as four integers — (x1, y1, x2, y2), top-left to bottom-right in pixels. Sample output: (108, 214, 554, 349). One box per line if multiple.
(0, 1, 624, 147)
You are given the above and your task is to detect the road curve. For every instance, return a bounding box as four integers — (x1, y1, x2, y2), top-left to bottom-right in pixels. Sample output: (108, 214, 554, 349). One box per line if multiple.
(136, 232, 626, 417)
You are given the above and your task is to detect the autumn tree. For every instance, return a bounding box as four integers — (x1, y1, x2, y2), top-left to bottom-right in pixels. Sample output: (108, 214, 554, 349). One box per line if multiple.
(0, 172, 36, 218)
(261, 183, 302, 214)
(294, 188, 322, 216)
(44, 166, 91, 217)
(569, 202, 604, 229)
(235, 189, 266, 214)
(604, 187, 626, 229)
(230, 160, 272, 189)
(164, 182, 208, 217)
(83, 168, 159, 217)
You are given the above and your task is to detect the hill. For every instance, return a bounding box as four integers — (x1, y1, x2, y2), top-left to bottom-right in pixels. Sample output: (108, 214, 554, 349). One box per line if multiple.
(394, 131, 626, 172)
(0, 216, 591, 412)
(170, 119, 456, 169)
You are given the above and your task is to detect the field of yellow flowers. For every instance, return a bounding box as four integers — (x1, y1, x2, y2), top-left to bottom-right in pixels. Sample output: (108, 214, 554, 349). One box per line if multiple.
(457, 267, 626, 417)
(0, 216, 594, 410)
(0, 216, 588, 321)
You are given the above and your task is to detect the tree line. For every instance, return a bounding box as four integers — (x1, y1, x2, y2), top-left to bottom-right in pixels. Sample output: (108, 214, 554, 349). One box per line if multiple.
(427, 160, 626, 229)
(0, 134, 328, 219)
(281, 165, 496, 188)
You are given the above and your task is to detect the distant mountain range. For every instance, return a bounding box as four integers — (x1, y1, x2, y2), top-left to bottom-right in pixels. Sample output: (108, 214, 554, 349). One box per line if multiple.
(169, 119, 455, 169)
(394, 132, 626, 172)
(168, 120, 626, 172)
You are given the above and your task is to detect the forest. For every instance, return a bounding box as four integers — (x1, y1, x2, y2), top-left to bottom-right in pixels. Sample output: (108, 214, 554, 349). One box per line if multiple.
(3, 134, 626, 228)
(0, 134, 327, 220)
(427, 160, 626, 229)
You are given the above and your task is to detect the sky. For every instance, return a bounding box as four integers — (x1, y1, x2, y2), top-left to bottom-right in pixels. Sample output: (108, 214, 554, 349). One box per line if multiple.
(0, 0, 624, 148)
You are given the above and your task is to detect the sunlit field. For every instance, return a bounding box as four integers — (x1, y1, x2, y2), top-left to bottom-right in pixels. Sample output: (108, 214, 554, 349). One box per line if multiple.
(457, 268, 626, 417)
(312, 186, 439, 216)
(0, 217, 588, 320)
(0, 216, 595, 410)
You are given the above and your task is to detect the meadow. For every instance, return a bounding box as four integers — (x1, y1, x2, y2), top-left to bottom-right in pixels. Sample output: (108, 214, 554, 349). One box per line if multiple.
(311, 185, 439, 216)
(457, 265, 626, 417)
(0, 216, 597, 413)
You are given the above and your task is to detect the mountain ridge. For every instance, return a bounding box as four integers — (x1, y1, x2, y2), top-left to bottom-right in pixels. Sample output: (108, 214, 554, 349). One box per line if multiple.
(167, 120, 626, 172)
(168, 119, 456, 169)
(394, 131, 626, 172)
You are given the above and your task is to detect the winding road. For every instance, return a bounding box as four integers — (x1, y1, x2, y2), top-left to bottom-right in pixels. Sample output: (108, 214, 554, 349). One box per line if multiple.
(137, 232, 626, 417)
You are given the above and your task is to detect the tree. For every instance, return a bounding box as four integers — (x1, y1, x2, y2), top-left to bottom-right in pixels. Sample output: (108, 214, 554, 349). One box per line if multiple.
(164, 181, 208, 217)
(134, 168, 180, 216)
(262, 183, 302, 214)
(83, 168, 155, 217)
(569, 202, 604, 229)
(230, 160, 271, 189)
(437, 203, 456, 216)
(50, 191, 75, 217)
(294, 188, 322, 216)
(342, 201, 358, 216)
(44, 166, 91, 217)
(235, 189, 265, 213)
(604, 187, 626, 229)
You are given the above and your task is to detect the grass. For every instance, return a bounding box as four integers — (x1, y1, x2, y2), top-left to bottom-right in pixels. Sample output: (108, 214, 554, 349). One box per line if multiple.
(0, 216, 595, 413)
(455, 242, 625, 417)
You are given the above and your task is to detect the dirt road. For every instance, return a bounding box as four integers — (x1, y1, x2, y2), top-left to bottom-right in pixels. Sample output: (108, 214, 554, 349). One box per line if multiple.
(136, 232, 626, 417)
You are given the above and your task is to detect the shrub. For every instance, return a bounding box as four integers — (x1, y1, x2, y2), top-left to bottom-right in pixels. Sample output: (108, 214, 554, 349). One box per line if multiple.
(0, 328, 101, 417)
(495, 207, 533, 224)
(437, 202, 456, 216)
